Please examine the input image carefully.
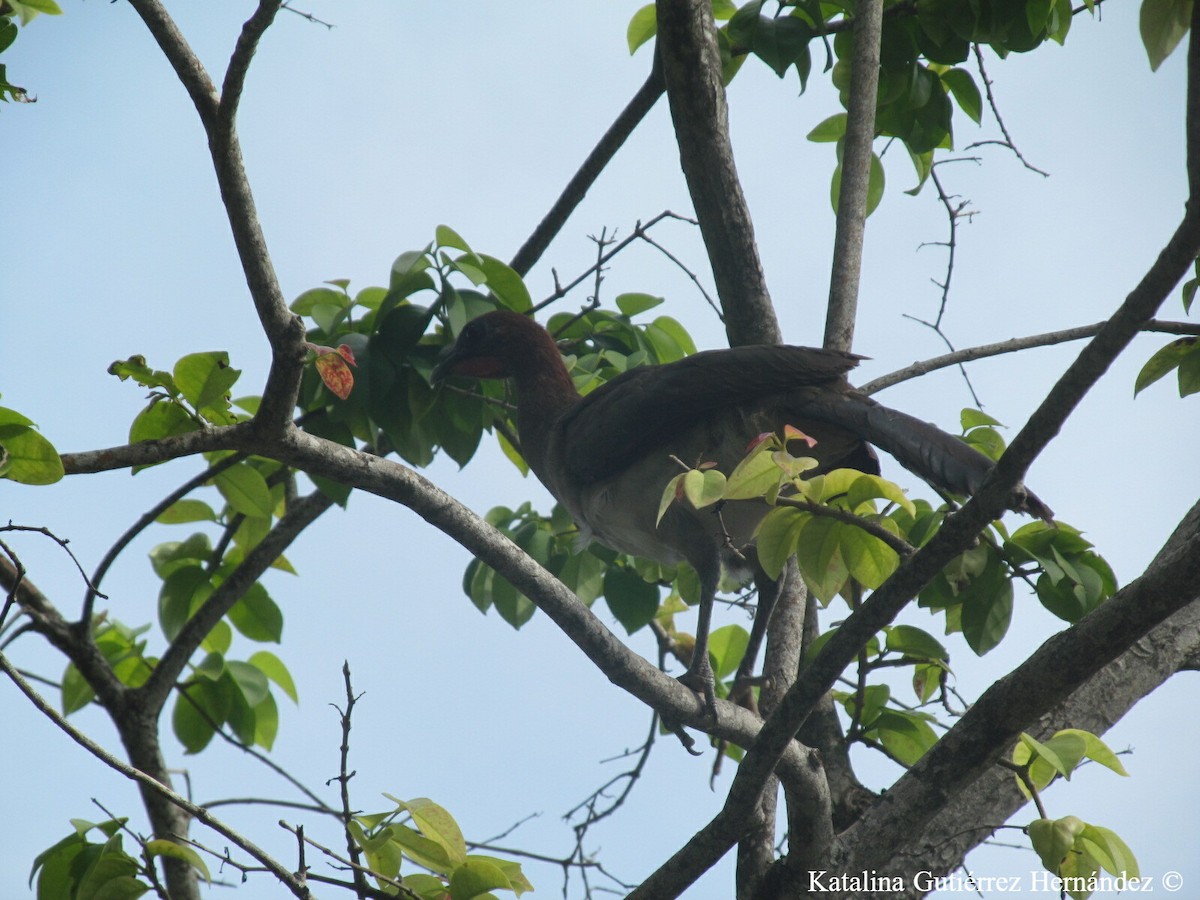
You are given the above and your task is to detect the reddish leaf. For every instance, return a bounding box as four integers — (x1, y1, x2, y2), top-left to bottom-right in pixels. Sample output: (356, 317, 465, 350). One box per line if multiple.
(308, 344, 356, 400)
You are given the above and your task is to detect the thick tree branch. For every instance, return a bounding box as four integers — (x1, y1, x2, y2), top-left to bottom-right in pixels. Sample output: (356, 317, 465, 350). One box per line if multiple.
(656, 0, 779, 346)
(136, 487, 334, 713)
(838, 500, 1200, 878)
(0, 652, 314, 899)
(824, 0, 884, 353)
(128, 0, 304, 432)
(870, 584, 1200, 896)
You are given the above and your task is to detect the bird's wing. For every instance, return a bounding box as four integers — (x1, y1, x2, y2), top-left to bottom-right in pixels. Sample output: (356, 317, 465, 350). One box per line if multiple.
(554, 345, 861, 484)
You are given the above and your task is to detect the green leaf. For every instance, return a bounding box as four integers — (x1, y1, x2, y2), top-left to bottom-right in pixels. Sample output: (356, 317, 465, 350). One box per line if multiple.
(941, 67, 982, 123)
(873, 709, 937, 766)
(214, 464, 274, 519)
(248, 650, 299, 703)
(1140, 0, 1193, 70)
(435, 224, 478, 259)
(615, 292, 665, 317)
(227, 583, 283, 643)
(839, 524, 899, 589)
(627, 3, 657, 53)
(1029, 815, 1085, 871)
(158, 566, 212, 641)
(755, 507, 810, 579)
(1078, 824, 1139, 878)
(807, 113, 847, 142)
(1134, 337, 1198, 393)
(172, 678, 228, 753)
(603, 566, 660, 635)
(129, 400, 195, 445)
(0, 419, 64, 484)
(173, 351, 241, 415)
(885, 625, 949, 661)
(682, 468, 726, 509)
(723, 447, 786, 500)
(395, 797, 468, 867)
(708, 624, 750, 679)
(156, 499, 219, 524)
(477, 255, 532, 311)
(388, 823, 455, 874)
(449, 857, 512, 900)
(144, 840, 211, 883)
(226, 659, 270, 706)
(61, 663, 95, 714)
(290, 286, 346, 315)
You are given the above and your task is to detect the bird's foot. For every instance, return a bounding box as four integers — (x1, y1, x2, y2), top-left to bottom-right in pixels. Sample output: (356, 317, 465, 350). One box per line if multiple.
(677, 660, 718, 723)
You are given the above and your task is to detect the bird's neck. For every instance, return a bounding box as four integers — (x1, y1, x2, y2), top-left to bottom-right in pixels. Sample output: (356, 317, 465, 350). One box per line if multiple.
(507, 332, 580, 477)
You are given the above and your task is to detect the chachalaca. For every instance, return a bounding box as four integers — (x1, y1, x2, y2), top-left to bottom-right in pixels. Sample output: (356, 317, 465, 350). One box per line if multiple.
(432, 310, 1051, 718)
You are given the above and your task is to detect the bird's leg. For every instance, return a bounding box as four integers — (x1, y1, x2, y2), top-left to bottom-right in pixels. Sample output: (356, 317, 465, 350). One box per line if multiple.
(678, 548, 721, 721)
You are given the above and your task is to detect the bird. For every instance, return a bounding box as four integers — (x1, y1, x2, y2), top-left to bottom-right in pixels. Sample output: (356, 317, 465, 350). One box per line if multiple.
(432, 310, 1050, 719)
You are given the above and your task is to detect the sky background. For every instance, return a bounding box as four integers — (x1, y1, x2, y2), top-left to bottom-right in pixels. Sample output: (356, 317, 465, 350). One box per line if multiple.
(2, 1, 1199, 898)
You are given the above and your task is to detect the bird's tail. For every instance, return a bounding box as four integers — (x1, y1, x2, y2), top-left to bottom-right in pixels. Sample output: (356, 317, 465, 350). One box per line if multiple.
(794, 391, 1053, 520)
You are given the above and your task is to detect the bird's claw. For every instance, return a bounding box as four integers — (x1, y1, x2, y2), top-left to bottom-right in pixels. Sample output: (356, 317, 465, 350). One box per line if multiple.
(677, 663, 718, 723)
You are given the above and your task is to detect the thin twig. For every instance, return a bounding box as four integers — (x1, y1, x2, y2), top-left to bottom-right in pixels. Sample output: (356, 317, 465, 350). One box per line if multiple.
(859, 319, 1200, 395)
(332, 661, 368, 899)
(967, 44, 1050, 177)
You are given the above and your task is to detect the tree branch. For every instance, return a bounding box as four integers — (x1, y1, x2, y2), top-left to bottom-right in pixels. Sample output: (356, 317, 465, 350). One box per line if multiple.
(858, 319, 1200, 396)
(824, 0, 884, 352)
(656, 0, 779, 346)
(509, 57, 665, 277)
(137, 487, 334, 713)
(838, 499, 1200, 878)
(0, 651, 314, 899)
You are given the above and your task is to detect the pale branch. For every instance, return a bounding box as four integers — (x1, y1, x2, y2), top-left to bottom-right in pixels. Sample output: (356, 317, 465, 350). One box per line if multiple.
(839, 499, 1200, 877)
(656, 0, 779, 347)
(128, 0, 305, 431)
(83, 452, 246, 622)
(824, 0, 885, 353)
(510, 55, 665, 278)
(0, 651, 314, 899)
(266, 429, 820, 786)
(126, 0, 219, 129)
(858, 319, 1200, 396)
(220, 0, 282, 131)
(61, 424, 250, 475)
(137, 487, 334, 713)
(0, 553, 125, 709)
(632, 148, 1200, 890)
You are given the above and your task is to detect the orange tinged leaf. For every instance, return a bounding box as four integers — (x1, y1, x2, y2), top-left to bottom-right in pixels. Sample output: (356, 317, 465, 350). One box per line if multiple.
(308, 342, 357, 400)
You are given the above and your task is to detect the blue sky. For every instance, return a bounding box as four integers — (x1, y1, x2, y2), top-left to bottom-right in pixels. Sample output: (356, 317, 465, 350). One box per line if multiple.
(3, 2, 1198, 897)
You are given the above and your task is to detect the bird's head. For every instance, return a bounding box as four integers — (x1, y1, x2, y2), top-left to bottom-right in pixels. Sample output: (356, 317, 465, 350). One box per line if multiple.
(431, 310, 554, 383)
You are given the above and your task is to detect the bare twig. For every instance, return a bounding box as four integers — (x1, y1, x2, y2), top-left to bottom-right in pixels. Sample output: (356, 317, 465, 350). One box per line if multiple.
(966, 44, 1050, 177)
(859, 319, 1200, 395)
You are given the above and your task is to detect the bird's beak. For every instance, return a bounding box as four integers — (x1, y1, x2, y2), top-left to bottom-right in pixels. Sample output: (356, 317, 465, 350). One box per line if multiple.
(430, 344, 463, 383)
(431, 343, 509, 383)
